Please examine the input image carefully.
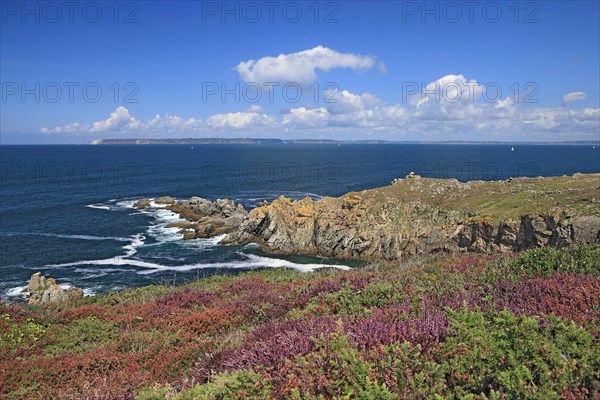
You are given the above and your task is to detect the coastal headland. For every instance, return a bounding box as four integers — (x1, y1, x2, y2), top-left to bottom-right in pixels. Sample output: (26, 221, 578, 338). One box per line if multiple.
(135, 173, 600, 261)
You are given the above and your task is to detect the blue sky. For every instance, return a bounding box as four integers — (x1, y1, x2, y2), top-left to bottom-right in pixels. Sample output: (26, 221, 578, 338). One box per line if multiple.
(1, 0, 599, 143)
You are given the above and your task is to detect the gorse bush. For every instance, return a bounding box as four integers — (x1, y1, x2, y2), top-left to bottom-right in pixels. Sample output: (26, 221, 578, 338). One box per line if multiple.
(138, 370, 272, 400)
(44, 315, 118, 356)
(508, 244, 600, 277)
(442, 307, 599, 399)
(0, 307, 46, 357)
(283, 321, 397, 400)
(1, 246, 598, 399)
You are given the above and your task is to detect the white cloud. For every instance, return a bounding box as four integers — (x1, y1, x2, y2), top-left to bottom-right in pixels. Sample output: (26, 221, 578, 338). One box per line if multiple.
(563, 91, 586, 104)
(235, 45, 380, 85)
(206, 106, 276, 129)
(414, 74, 483, 108)
(41, 107, 203, 135)
(89, 106, 140, 132)
(40, 74, 600, 141)
(283, 107, 330, 128)
(327, 90, 384, 114)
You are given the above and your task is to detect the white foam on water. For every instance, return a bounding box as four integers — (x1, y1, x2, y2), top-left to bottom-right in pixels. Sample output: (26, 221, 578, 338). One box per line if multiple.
(47, 233, 130, 242)
(86, 204, 111, 211)
(122, 198, 188, 245)
(87, 199, 133, 212)
(5, 285, 27, 297)
(44, 249, 349, 275)
(44, 233, 145, 269)
(74, 267, 134, 275)
(135, 251, 350, 275)
(3, 232, 130, 242)
(123, 234, 146, 257)
(242, 253, 351, 272)
(181, 234, 227, 249)
(114, 199, 138, 210)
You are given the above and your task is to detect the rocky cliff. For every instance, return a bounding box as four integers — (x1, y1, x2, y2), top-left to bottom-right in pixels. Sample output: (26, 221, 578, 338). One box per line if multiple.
(219, 173, 600, 261)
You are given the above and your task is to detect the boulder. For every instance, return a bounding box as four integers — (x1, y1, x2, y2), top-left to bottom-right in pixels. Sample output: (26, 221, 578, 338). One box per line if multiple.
(155, 196, 175, 205)
(25, 272, 83, 305)
(133, 199, 151, 209)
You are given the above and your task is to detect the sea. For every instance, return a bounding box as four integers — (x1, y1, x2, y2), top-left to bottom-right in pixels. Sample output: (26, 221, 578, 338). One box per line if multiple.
(1, 144, 599, 301)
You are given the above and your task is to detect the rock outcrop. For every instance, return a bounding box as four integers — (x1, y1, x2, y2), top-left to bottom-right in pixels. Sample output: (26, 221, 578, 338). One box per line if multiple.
(132, 197, 248, 240)
(220, 174, 600, 261)
(24, 272, 83, 305)
(155, 196, 175, 205)
(134, 197, 247, 240)
(133, 199, 151, 209)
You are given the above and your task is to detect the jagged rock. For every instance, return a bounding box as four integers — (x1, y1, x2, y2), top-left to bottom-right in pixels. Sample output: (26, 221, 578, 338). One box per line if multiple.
(148, 196, 248, 240)
(155, 196, 175, 205)
(222, 174, 600, 261)
(133, 199, 151, 209)
(139, 175, 600, 261)
(25, 273, 83, 305)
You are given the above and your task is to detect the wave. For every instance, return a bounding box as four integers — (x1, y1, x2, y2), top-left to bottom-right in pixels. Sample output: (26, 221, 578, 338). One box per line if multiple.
(86, 204, 111, 210)
(44, 248, 349, 275)
(1, 232, 131, 242)
(86, 198, 140, 212)
(135, 251, 350, 275)
(74, 267, 136, 280)
(180, 234, 227, 249)
(123, 234, 146, 257)
(5, 285, 27, 297)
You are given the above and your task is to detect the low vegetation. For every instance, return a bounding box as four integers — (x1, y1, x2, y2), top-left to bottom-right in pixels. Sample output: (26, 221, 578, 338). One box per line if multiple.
(1, 245, 599, 399)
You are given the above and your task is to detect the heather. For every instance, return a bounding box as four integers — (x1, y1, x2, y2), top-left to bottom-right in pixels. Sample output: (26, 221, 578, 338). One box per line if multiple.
(1, 245, 599, 399)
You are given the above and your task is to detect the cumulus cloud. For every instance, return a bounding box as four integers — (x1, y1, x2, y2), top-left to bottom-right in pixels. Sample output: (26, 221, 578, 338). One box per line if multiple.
(41, 106, 276, 135)
(282, 107, 330, 128)
(41, 107, 203, 135)
(280, 75, 598, 138)
(41, 74, 600, 141)
(563, 91, 586, 104)
(235, 45, 381, 85)
(411, 74, 483, 108)
(327, 90, 384, 114)
(206, 106, 276, 129)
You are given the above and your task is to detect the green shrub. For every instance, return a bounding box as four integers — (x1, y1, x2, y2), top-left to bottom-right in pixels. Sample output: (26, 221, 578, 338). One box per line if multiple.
(44, 315, 118, 356)
(0, 314, 46, 351)
(441, 307, 599, 399)
(374, 341, 447, 398)
(508, 244, 600, 278)
(286, 321, 396, 399)
(136, 370, 272, 400)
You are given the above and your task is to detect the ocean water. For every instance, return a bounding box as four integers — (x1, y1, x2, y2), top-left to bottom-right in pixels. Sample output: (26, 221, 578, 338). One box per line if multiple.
(1, 144, 599, 300)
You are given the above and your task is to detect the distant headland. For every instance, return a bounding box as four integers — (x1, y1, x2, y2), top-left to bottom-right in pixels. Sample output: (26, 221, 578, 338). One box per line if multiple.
(90, 138, 600, 145)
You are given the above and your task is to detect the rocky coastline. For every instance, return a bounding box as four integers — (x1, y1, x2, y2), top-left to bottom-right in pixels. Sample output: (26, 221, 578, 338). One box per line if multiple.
(136, 173, 600, 262)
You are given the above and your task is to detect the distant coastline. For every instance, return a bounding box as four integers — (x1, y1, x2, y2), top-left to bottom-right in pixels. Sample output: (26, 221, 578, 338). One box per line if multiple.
(89, 138, 600, 145)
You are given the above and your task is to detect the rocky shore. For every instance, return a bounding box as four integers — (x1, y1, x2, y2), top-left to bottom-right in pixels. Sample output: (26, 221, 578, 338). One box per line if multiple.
(134, 195, 247, 240)
(138, 173, 600, 262)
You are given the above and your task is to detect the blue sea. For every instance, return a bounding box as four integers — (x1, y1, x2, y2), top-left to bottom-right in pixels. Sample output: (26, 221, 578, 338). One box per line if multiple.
(1, 144, 599, 300)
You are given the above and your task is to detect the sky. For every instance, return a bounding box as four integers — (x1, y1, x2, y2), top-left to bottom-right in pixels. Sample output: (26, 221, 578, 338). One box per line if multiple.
(1, 0, 599, 144)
